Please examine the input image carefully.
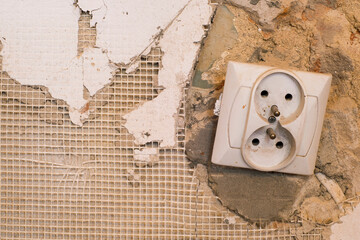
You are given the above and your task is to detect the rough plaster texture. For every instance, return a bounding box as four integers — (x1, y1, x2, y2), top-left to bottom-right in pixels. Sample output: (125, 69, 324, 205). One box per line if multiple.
(186, 0, 360, 232)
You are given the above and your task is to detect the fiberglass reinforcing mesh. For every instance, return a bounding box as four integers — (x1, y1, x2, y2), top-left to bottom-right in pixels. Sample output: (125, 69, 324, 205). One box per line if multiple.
(0, 11, 327, 240)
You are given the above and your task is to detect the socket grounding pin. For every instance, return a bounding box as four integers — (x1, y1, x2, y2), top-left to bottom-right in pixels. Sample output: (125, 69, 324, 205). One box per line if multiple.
(266, 128, 276, 139)
(271, 105, 280, 117)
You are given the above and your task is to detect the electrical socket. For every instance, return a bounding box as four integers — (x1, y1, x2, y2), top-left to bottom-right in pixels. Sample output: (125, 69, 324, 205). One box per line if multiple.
(211, 62, 332, 175)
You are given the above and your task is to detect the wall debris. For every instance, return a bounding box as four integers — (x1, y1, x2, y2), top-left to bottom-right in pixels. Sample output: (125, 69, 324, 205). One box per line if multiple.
(134, 148, 159, 167)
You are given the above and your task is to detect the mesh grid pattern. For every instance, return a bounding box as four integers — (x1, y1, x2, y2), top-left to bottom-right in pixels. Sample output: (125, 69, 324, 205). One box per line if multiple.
(0, 11, 328, 240)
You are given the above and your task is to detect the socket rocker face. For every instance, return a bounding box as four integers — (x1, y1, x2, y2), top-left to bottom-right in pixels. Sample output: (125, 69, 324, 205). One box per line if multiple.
(211, 62, 332, 175)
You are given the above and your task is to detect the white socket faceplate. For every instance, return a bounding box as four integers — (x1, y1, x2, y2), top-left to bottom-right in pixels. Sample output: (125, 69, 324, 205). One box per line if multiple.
(211, 62, 332, 175)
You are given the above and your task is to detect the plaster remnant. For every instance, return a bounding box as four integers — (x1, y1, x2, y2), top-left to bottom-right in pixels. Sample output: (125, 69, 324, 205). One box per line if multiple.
(134, 148, 159, 167)
(224, 216, 236, 225)
(0, 1, 114, 126)
(214, 94, 222, 116)
(0, 1, 81, 107)
(316, 173, 346, 206)
(330, 204, 360, 240)
(78, 0, 190, 64)
(300, 197, 341, 224)
(123, 0, 214, 147)
(77, 0, 103, 12)
(76, 0, 214, 147)
(69, 108, 86, 127)
(83, 48, 115, 96)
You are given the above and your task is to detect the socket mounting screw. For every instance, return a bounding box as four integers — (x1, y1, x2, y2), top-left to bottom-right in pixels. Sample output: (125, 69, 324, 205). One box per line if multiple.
(271, 105, 280, 117)
(266, 128, 276, 139)
(268, 116, 276, 123)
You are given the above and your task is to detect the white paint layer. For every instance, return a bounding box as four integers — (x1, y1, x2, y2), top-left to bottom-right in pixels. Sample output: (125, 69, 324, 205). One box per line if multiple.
(134, 148, 158, 166)
(134, 148, 158, 161)
(78, 0, 190, 64)
(331, 205, 360, 240)
(0, 1, 83, 107)
(83, 48, 115, 95)
(123, 0, 214, 147)
(77, 0, 103, 12)
(0, 0, 114, 125)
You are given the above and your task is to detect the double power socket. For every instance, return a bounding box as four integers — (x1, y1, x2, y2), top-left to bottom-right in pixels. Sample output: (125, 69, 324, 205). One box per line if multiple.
(212, 62, 331, 175)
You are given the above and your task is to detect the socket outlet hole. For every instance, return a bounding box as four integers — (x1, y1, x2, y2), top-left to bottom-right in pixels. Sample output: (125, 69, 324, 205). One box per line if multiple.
(261, 90, 268, 97)
(254, 72, 305, 123)
(252, 138, 260, 146)
(285, 93, 293, 101)
(244, 126, 296, 171)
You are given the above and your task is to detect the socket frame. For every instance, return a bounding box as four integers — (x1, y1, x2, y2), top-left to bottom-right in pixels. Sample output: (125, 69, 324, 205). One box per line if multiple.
(211, 62, 332, 175)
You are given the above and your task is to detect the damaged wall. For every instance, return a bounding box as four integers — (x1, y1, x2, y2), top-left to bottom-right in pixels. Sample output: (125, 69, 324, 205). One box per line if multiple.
(0, 0, 213, 145)
(186, 0, 360, 237)
(0, 0, 359, 239)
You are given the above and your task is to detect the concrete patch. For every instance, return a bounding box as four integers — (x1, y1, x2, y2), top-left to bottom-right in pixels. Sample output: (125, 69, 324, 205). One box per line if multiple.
(209, 166, 306, 220)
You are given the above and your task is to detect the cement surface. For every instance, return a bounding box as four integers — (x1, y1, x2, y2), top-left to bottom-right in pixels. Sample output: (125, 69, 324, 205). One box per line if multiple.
(209, 166, 306, 220)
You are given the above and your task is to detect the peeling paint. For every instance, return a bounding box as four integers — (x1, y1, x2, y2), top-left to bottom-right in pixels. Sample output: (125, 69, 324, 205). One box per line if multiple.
(1, 0, 213, 137)
(0, 1, 82, 107)
(83, 48, 115, 96)
(123, 0, 214, 147)
(0, 1, 113, 126)
(77, 0, 103, 13)
(77, 0, 214, 147)
(78, 0, 191, 64)
(134, 148, 158, 167)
